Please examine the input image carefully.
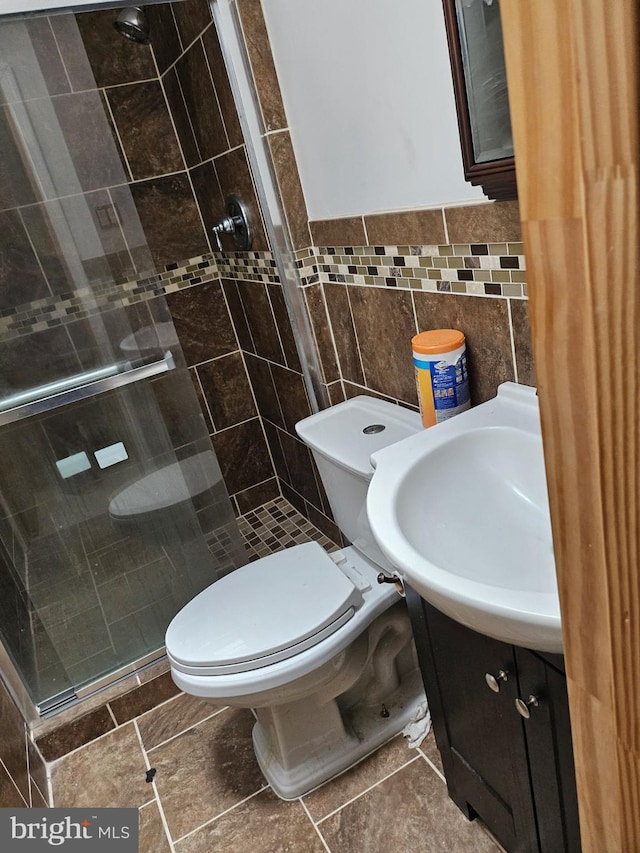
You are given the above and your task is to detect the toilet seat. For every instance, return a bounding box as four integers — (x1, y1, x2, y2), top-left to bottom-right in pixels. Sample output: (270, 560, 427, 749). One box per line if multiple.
(166, 542, 364, 676)
(109, 451, 222, 520)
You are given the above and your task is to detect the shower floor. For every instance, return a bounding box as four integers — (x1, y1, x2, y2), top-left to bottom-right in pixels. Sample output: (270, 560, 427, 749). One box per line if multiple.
(237, 496, 339, 561)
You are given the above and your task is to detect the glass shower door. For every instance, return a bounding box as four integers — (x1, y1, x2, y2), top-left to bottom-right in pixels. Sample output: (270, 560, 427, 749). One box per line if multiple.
(0, 10, 245, 713)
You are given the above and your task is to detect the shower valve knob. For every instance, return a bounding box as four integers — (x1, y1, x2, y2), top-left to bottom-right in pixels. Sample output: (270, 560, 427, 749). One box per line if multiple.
(211, 194, 252, 252)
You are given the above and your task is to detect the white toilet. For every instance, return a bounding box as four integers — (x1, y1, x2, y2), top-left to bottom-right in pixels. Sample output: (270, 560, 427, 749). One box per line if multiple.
(166, 396, 426, 799)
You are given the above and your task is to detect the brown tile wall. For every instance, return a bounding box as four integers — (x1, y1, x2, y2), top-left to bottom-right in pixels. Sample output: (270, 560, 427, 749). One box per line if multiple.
(0, 676, 49, 807)
(234, 0, 535, 522)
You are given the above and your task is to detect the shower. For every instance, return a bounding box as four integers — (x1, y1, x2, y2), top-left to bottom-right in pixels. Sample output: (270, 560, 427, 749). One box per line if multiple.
(114, 6, 150, 43)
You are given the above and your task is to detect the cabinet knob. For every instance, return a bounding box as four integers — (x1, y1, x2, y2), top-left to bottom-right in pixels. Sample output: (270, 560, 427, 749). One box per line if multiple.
(515, 695, 540, 718)
(485, 670, 509, 692)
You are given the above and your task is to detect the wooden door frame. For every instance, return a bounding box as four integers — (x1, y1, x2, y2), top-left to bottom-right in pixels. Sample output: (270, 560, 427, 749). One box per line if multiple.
(500, 1, 639, 848)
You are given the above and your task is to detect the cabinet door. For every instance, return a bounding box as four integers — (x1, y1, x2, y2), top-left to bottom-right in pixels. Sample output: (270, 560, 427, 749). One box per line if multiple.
(514, 648, 581, 852)
(407, 590, 538, 852)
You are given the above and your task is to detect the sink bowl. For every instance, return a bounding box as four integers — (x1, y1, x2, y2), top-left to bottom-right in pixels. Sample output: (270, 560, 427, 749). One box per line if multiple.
(367, 383, 562, 653)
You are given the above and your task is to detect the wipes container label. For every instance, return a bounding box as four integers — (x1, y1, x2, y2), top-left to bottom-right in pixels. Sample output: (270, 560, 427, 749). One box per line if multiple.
(414, 349, 470, 427)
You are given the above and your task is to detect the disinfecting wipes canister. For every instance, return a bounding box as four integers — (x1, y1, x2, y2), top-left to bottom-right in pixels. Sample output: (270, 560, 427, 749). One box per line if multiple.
(412, 329, 470, 428)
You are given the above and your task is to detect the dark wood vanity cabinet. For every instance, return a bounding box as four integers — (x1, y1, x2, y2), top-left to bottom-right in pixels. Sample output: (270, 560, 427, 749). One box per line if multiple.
(406, 587, 581, 853)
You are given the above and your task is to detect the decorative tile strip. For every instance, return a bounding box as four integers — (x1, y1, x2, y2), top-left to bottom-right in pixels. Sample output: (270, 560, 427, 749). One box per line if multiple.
(307, 243, 527, 298)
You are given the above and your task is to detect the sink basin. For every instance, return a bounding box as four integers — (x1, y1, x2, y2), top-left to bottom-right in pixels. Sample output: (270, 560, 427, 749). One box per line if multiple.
(367, 383, 562, 653)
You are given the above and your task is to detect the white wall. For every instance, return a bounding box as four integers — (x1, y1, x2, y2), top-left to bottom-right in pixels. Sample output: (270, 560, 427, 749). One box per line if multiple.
(261, 0, 485, 220)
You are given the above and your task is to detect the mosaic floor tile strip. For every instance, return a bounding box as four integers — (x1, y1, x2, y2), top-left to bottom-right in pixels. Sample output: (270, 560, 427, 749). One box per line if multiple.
(237, 496, 338, 561)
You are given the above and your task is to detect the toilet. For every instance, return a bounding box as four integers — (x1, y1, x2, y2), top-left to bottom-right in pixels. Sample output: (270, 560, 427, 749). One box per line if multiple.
(165, 396, 426, 799)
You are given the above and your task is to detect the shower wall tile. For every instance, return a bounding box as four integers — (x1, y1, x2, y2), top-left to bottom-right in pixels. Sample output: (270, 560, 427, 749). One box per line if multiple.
(0, 106, 41, 211)
(106, 82, 184, 180)
(176, 41, 228, 161)
(129, 173, 209, 268)
(203, 26, 243, 150)
(236, 280, 285, 364)
(213, 147, 269, 252)
(75, 10, 157, 88)
(49, 14, 97, 93)
(166, 280, 237, 365)
(244, 354, 284, 428)
(161, 68, 200, 168)
(51, 90, 129, 193)
(147, 4, 183, 74)
(0, 210, 49, 312)
(18, 203, 74, 296)
(189, 160, 223, 250)
(197, 352, 257, 430)
(222, 279, 254, 352)
(171, 0, 212, 48)
(234, 477, 280, 515)
(277, 430, 322, 508)
(270, 363, 312, 434)
(236, 0, 287, 132)
(267, 130, 310, 249)
(268, 284, 302, 372)
(24, 17, 71, 98)
(212, 418, 273, 495)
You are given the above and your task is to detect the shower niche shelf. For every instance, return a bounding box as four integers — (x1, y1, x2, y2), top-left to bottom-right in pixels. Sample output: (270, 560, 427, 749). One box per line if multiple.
(0, 350, 176, 427)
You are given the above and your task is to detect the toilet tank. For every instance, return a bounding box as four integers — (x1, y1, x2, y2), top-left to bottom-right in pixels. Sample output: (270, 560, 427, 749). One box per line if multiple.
(296, 396, 421, 568)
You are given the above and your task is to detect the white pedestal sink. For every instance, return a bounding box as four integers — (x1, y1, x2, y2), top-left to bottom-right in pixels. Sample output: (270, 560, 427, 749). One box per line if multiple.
(367, 383, 562, 653)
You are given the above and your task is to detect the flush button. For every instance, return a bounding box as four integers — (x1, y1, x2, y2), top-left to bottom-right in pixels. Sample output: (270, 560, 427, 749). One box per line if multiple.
(363, 424, 385, 434)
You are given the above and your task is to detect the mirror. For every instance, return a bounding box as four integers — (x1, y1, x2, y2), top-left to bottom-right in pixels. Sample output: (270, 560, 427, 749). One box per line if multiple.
(443, 0, 517, 199)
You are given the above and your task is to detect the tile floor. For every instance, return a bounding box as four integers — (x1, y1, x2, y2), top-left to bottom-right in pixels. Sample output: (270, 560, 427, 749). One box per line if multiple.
(47, 496, 502, 850)
(50, 693, 502, 852)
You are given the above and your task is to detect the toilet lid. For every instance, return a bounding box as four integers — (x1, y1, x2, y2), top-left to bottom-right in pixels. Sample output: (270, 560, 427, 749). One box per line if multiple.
(166, 542, 363, 673)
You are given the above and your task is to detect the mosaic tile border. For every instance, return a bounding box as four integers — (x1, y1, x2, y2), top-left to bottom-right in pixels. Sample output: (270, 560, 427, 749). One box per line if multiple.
(2, 239, 528, 342)
(296, 244, 527, 298)
(0, 254, 219, 341)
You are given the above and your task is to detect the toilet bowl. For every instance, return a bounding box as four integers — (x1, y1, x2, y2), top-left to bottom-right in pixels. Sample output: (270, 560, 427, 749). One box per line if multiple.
(166, 396, 426, 799)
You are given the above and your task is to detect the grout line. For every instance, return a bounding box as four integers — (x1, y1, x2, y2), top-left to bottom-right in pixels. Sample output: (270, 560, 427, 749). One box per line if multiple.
(191, 365, 217, 433)
(441, 208, 449, 243)
(343, 284, 368, 388)
(201, 31, 232, 152)
(157, 20, 214, 80)
(151, 786, 177, 852)
(100, 87, 134, 184)
(173, 784, 270, 845)
(300, 798, 332, 852)
(417, 749, 446, 784)
(315, 754, 421, 825)
(145, 706, 229, 755)
(106, 703, 119, 728)
(361, 215, 369, 246)
(0, 756, 29, 808)
(48, 17, 74, 94)
(506, 298, 519, 383)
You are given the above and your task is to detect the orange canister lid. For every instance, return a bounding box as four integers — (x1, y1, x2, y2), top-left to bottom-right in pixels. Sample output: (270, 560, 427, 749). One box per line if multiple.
(412, 329, 465, 355)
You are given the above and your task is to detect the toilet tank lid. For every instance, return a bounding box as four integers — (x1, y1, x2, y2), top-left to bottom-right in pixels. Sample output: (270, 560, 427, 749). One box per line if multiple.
(165, 542, 363, 670)
(295, 396, 421, 478)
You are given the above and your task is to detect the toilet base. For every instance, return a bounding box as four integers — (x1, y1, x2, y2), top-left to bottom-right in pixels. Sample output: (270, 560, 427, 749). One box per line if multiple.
(251, 667, 425, 800)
